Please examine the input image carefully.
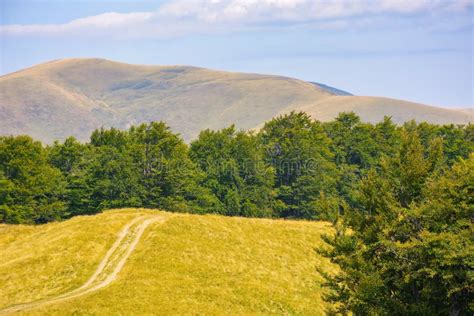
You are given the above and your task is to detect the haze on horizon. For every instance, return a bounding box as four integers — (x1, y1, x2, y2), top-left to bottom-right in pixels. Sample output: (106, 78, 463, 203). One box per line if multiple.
(0, 0, 473, 108)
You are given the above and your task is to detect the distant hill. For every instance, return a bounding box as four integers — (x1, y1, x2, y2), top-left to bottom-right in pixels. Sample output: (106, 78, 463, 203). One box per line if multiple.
(310, 82, 353, 96)
(0, 58, 471, 143)
(292, 96, 473, 125)
(455, 108, 474, 116)
(0, 209, 335, 314)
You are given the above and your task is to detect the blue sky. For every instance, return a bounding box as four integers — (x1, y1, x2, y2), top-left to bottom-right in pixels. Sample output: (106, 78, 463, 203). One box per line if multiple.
(0, 0, 472, 108)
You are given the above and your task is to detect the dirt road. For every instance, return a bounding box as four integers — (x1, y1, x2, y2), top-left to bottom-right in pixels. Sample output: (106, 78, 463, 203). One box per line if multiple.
(0, 215, 165, 314)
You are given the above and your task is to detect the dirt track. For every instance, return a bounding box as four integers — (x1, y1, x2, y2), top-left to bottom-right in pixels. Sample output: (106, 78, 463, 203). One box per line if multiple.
(0, 215, 165, 314)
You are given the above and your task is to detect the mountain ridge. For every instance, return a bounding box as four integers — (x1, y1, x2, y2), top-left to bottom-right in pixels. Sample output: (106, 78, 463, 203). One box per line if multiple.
(0, 58, 471, 143)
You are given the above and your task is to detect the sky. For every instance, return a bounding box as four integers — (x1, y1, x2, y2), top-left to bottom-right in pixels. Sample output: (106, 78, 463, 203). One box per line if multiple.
(0, 0, 473, 108)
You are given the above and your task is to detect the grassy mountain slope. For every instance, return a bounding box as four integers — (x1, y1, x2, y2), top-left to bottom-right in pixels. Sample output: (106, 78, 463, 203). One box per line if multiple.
(1, 58, 471, 143)
(0, 210, 152, 309)
(293, 95, 473, 125)
(0, 209, 336, 315)
(455, 108, 474, 116)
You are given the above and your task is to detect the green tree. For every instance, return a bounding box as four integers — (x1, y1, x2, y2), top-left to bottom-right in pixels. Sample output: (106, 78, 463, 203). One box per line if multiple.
(190, 126, 275, 217)
(260, 112, 338, 218)
(127, 122, 213, 212)
(321, 152, 473, 315)
(84, 145, 143, 211)
(324, 112, 381, 169)
(48, 137, 94, 216)
(382, 129, 430, 207)
(48, 137, 86, 175)
(375, 116, 401, 159)
(0, 136, 68, 223)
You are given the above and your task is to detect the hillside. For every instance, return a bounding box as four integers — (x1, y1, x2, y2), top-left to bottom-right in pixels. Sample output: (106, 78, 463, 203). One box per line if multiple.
(0, 209, 336, 315)
(292, 95, 473, 125)
(0, 58, 471, 143)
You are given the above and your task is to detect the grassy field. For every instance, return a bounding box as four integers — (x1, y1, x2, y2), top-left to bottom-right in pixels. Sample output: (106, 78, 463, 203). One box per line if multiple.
(0, 209, 337, 315)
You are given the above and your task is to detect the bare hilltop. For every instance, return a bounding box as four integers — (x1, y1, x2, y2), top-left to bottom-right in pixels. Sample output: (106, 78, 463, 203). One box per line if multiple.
(1, 58, 471, 142)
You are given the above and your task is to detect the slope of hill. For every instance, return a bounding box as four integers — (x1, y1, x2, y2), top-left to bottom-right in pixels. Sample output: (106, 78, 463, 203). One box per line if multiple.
(0, 58, 471, 143)
(292, 96, 473, 125)
(455, 108, 474, 116)
(310, 82, 353, 96)
(0, 209, 336, 315)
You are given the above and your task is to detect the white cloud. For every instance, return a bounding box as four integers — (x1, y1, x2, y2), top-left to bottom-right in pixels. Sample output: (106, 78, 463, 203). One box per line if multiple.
(69, 12, 153, 28)
(0, 0, 471, 38)
(158, 0, 472, 22)
(0, 11, 153, 37)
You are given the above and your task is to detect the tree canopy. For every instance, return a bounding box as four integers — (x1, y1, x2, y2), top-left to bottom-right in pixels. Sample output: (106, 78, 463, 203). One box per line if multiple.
(1, 112, 472, 314)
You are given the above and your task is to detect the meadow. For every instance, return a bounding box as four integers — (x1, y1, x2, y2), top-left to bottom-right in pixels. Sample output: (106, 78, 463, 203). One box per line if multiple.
(2, 112, 472, 314)
(0, 209, 336, 315)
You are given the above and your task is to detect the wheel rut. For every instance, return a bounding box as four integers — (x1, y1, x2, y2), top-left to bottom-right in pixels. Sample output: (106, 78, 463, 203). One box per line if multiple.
(0, 215, 165, 314)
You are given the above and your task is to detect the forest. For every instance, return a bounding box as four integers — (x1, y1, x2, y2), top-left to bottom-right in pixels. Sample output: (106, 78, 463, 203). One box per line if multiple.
(1, 111, 473, 314)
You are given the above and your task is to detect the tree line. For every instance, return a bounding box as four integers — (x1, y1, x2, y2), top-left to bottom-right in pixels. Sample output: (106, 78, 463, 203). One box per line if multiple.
(1, 112, 472, 225)
(1, 112, 472, 314)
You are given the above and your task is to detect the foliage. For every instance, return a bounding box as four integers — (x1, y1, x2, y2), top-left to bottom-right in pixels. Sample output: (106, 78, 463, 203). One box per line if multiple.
(190, 126, 275, 217)
(321, 147, 473, 315)
(1, 114, 472, 224)
(0, 136, 68, 224)
(1, 112, 472, 314)
(260, 112, 338, 218)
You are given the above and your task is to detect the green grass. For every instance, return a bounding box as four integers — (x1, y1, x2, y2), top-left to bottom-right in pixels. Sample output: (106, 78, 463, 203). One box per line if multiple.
(0, 209, 337, 315)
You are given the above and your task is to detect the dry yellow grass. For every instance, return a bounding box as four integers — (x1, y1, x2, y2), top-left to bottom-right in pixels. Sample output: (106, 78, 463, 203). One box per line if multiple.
(1, 58, 470, 144)
(0, 58, 332, 143)
(0, 209, 162, 310)
(292, 95, 474, 125)
(0, 209, 336, 315)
